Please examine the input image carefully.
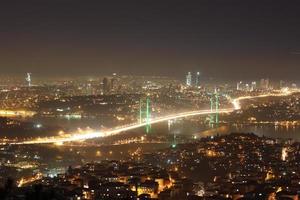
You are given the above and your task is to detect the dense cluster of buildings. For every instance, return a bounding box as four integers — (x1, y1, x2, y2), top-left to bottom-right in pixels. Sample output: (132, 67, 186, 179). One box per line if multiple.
(0, 74, 299, 199)
(1, 133, 300, 199)
(0, 74, 234, 127)
(236, 78, 298, 92)
(185, 72, 201, 87)
(225, 93, 300, 125)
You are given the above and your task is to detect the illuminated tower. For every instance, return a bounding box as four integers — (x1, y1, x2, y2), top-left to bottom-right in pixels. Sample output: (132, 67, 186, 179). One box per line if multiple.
(146, 96, 151, 133)
(195, 72, 200, 87)
(251, 81, 257, 91)
(139, 99, 143, 123)
(237, 81, 242, 90)
(209, 96, 215, 126)
(111, 73, 118, 91)
(25, 73, 32, 87)
(215, 89, 219, 125)
(172, 131, 177, 148)
(186, 72, 192, 86)
(139, 96, 151, 133)
(168, 120, 172, 132)
(209, 89, 220, 127)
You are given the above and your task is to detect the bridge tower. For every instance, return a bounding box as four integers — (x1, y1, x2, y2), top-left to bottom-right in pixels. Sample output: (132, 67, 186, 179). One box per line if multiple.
(145, 96, 151, 133)
(209, 96, 215, 127)
(172, 132, 177, 148)
(168, 119, 177, 148)
(215, 90, 219, 125)
(139, 96, 151, 133)
(168, 120, 172, 131)
(209, 89, 220, 127)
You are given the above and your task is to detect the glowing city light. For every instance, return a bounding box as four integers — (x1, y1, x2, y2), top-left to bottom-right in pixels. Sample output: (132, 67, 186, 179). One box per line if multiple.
(11, 89, 299, 145)
(281, 147, 288, 161)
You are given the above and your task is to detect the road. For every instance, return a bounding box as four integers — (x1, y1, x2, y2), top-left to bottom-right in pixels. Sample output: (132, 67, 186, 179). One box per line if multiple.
(0, 110, 36, 117)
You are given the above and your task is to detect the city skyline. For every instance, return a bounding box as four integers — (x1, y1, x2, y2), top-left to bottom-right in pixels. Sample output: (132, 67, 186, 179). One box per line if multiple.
(0, 0, 300, 79)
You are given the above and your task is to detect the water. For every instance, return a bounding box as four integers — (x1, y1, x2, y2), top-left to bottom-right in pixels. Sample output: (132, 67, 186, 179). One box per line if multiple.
(5, 116, 300, 141)
(227, 124, 300, 140)
(4, 117, 299, 178)
(164, 119, 300, 141)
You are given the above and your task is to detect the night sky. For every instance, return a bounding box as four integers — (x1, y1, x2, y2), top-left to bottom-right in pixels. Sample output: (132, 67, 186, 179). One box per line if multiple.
(0, 0, 300, 80)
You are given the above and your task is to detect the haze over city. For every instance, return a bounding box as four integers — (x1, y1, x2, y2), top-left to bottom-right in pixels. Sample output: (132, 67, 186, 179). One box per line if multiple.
(0, 0, 300, 79)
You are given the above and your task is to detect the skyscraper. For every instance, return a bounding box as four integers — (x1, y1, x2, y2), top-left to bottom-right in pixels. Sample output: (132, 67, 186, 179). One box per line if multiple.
(195, 72, 200, 87)
(279, 80, 285, 89)
(251, 81, 257, 91)
(186, 72, 192, 86)
(265, 78, 270, 89)
(25, 73, 32, 87)
(245, 83, 250, 91)
(237, 81, 242, 90)
(111, 73, 118, 91)
(260, 78, 270, 90)
(102, 77, 110, 94)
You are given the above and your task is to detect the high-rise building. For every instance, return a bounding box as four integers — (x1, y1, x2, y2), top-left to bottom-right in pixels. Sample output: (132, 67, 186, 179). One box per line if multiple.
(260, 79, 265, 89)
(265, 78, 270, 89)
(25, 73, 32, 87)
(279, 80, 285, 89)
(195, 72, 200, 87)
(245, 83, 250, 91)
(260, 78, 270, 90)
(251, 81, 257, 91)
(102, 77, 110, 94)
(111, 73, 118, 91)
(237, 81, 242, 90)
(291, 83, 297, 89)
(186, 72, 192, 86)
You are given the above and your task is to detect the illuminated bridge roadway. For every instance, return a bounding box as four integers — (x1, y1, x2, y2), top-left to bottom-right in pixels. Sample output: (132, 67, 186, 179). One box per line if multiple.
(15, 89, 298, 145)
(19, 108, 233, 145)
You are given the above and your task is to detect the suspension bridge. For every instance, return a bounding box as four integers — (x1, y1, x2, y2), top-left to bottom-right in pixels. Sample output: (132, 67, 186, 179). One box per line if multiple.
(13, 89, 297, 145)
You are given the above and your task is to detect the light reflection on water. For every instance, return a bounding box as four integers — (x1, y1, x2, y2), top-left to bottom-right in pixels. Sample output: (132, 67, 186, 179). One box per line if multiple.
(190, 124, 300, 141)
(229, 124, 300, 140)
(33, 116, 300, 141)
(18, 119, 300, 170)
(164, 118, 300, 141)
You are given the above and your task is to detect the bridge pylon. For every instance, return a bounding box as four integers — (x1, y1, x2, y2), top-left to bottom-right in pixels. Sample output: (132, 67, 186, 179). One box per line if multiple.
(209, 89, 220, 127)
(215, 91, 219, 125)
(139, 96, 151, 133)
(209, 96, 215, 127)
